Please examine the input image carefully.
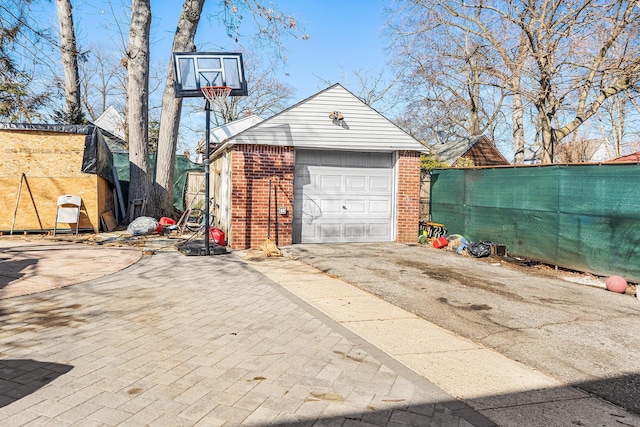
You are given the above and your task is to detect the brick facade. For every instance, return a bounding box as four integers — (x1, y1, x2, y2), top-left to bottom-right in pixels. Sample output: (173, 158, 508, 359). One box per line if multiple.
(229, 144, 294, 249)
(396, 151, 421, 244)
(228, 146, 421, 249)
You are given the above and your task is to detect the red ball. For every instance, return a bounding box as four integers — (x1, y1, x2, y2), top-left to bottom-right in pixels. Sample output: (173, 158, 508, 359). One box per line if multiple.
(605, 276, 627, 293)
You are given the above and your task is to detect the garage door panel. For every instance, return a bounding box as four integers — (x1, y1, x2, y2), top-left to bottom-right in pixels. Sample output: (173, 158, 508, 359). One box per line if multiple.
(344, 199, 365, 214)
(301, 196, 322, 218)
(295, 150, 316, 163)
(320, 175, 342, 190)
(294, 150, 394, 244)
(345, 176, 366, 191)
(370, 176, 391, 192)
(370, 154, 394, 168)
(320, 152, 343, 166)
(369, 199, 391, 215)
(345, 223, 366, 238)
(300, 221, 317, 240)
(319, 199, 343, 214)
(319, 223, 342, 238)
(370, 223, 391, 238)
(345, 152, 368, 167)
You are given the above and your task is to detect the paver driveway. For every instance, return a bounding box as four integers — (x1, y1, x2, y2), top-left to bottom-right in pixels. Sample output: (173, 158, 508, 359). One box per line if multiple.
(0, 249, 484, 426)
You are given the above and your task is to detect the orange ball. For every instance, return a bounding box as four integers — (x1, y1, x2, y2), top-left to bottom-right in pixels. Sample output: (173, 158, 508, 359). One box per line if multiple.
(605, 276, 627, 293)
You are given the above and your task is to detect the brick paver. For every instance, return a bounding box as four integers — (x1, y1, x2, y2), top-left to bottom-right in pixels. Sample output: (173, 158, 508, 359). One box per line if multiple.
(0, 250, 488, 426)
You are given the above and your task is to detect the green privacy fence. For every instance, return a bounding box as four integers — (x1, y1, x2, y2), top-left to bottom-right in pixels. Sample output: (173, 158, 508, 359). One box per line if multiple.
(113, 153, 204, 211)
(430, 164, 640, 282)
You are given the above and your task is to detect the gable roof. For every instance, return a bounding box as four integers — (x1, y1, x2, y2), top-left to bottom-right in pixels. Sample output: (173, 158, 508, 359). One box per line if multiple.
(212, 83, 427, 155)
(608, 151, 640, 163)
(433, 134, 509, 166)
(94, 106, 125, 140)
(196, 114, 263, 154)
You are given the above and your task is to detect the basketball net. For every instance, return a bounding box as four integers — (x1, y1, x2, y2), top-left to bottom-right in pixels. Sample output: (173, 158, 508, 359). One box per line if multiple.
(201, 86, 232, 112)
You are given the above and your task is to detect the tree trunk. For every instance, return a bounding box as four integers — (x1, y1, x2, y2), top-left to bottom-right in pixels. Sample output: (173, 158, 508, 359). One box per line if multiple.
(538, 107, 554, 164)
(512, 91, 525, 164)
(56, 0, 82, 123)
(153, 0, 205, 218)
(126, 0, 152, 223)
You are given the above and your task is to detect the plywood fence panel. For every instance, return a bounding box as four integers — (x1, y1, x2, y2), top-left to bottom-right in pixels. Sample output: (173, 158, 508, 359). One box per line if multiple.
(1, 130, 85, 177)
(0, 129, 104, 232)
(0, 176, 99, 232)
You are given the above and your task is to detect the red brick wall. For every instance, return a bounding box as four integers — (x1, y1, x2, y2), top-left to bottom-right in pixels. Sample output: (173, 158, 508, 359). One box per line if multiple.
(229, 144, 294, 249)
(397, 151, 421, 243)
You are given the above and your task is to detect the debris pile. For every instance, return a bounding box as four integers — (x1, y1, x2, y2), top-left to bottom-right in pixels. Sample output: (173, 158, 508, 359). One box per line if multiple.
(417, 222, 505, 259)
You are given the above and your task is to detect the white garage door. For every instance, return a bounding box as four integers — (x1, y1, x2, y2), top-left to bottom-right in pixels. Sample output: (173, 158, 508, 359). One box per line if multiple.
(293, 150, 395, 243)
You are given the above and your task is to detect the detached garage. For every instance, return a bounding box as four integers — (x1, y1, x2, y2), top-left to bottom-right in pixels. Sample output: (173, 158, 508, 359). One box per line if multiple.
(208, 83, 427, 249)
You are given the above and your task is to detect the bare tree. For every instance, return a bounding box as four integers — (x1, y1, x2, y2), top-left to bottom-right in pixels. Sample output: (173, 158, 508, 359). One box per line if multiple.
(388, 0, 640, 164)
(596, 92, 628, 158)
(625, 89, 640, 145)
(55, 0, 83, 123)
(152, 0, 206, 218)
(0, 0, 54, 121)
(516, 0, 640, 163)
(78, 45, 126, 121)
(387, 1, 507, 146)
(314, 69, 401, 114)
(125, 0, 152, 222)
(428, 0, 531, 163)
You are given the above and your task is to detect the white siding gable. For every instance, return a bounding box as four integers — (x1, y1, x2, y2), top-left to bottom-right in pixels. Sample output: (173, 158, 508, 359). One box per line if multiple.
(211, 114, 263, 143)
(228, 84, 427, 152)
(94, 105, 125, 140)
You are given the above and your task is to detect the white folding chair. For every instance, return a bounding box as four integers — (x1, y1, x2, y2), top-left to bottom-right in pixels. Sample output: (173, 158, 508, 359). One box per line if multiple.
(54, 194, 82, 236)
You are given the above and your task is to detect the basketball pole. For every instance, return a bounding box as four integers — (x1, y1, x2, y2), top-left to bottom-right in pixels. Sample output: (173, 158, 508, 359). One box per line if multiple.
(204, 99, 211, 256)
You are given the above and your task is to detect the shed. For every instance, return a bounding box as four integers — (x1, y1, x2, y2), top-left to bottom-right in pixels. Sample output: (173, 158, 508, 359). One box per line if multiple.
(208, 84, 427, 249)
(0, 123, 116, 233)
(433, 135, 510, 167)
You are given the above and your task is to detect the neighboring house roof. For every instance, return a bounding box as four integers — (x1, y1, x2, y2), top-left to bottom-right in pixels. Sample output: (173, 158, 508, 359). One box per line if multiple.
(432, 134, 510, 166)
(196, 114, 263, 154)
(607, 151, 640, 163)
(212, 83, 428, 155)
(94, 106, 125, 140)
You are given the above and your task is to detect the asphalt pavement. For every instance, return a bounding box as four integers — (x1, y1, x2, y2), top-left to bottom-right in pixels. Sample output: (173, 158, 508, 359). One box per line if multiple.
(0, 236, 639, 426)
(280, 243, 640, 422)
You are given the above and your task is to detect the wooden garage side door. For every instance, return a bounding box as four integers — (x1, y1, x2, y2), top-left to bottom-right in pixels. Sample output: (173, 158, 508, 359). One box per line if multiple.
(293, 150, 395, 243)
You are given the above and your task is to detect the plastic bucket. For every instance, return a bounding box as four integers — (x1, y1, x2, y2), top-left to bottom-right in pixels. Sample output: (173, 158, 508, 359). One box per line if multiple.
(209, 227, 226, 246)
(155, 217, 176, 233)
(433, 237, 448, 249)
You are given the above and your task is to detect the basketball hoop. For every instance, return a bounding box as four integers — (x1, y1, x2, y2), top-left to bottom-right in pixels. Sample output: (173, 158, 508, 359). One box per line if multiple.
(201, 86, 232, 111)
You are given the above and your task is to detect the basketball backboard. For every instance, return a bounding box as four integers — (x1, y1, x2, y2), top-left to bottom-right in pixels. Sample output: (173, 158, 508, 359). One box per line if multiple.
(173, 52, 248, 97)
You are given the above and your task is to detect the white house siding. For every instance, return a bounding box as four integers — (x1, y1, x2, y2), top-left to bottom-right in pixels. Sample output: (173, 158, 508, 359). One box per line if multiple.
(230, 84, 428, 153)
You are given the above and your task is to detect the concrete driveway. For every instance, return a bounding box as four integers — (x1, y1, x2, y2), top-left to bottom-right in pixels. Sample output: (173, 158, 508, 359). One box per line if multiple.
(281, 243, 640, 417)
